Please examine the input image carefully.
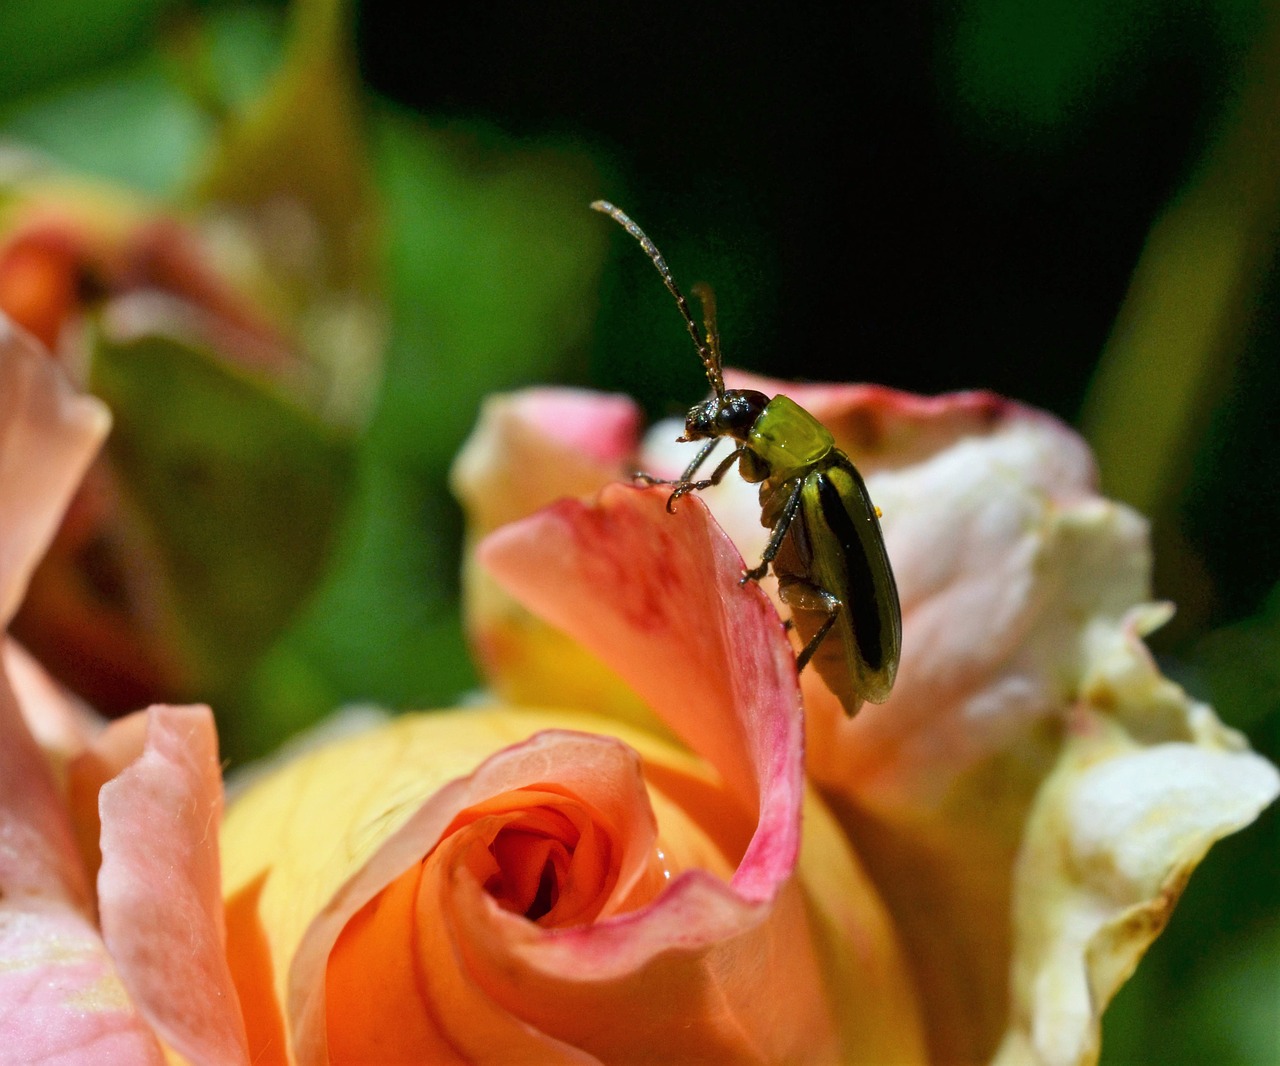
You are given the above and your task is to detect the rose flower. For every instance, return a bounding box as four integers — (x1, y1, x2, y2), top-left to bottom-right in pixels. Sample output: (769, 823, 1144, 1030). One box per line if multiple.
(1, 313, 1274, 1063)
(453, 378, 1280, 1065)
(0, 316, 919, 1062)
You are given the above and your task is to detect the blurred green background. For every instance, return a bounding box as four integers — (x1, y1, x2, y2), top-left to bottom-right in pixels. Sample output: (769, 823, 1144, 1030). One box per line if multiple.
(0, 0, 1275, 1061)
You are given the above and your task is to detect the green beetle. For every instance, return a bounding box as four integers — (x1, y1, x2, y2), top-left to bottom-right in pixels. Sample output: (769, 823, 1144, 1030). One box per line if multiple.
(592, 199, 901, 715)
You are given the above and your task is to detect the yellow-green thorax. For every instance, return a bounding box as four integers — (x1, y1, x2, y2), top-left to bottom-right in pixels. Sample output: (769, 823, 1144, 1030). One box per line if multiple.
(747, 395, 835, 480)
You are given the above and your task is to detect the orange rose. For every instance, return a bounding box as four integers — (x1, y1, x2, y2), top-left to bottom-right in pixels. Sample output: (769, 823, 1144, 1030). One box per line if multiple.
(3, 312, 1275, 1064)
(219, 479, 924, 1063)
(455, 378, 1280, 1064)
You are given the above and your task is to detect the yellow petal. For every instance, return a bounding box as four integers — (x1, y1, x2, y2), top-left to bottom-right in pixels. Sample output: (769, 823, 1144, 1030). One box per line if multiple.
(222, 706, 925, 1064)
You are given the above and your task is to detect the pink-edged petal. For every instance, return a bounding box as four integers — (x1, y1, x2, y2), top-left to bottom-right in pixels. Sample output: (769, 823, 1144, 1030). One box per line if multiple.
(723, 370, 1092, 480)
(357, 475, 804, 1059)
(432, 841, 851, 1063)
(478, 482, 803, 898)
(223, 714, 671, 1062)
(450, 387, 641, 537)
(453, 388, 662, 725)
(223, 704, 920, 1064)
(0, 670, 161, 1063)
(301, 727, 663, 1063)
(97, 705, 249, 1066)
(0, 313, 109, 628)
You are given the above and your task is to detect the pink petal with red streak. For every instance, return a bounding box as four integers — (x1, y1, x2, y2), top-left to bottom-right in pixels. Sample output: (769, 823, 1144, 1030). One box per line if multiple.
(478, 482, 803, 898)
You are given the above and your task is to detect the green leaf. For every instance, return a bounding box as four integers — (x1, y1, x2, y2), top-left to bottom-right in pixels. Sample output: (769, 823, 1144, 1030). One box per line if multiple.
(189, 0, 374, 289)
(0, 56, 210, 196)
(0, 7, 288, 197)
(1197, 583, 1280, 732)
(370, 110, 609, 470)
(0, 0, 165, 102)
(236, 114, 609, 750)
(88, 326, 356, 706)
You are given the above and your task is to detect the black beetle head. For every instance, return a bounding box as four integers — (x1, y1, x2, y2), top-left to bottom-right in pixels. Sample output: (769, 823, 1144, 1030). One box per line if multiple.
(680, 389, 770, 443)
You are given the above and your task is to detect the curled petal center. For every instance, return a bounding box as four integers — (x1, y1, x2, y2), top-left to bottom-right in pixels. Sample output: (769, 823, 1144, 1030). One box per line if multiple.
(458, 797, 617, 929)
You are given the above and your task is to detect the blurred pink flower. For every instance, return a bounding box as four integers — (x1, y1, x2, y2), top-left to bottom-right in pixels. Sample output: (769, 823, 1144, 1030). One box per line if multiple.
(0, 315, 249, 1063)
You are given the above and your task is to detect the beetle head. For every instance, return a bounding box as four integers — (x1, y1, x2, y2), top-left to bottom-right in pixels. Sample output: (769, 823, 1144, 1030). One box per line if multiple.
(680, 389, 770, 442)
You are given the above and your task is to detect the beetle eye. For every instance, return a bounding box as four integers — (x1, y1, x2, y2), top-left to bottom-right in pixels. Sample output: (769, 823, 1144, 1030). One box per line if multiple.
(683, 403, 715, 439)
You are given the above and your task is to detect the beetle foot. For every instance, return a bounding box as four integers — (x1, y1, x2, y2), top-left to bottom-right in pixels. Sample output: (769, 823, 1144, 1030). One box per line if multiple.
(740, 562, 769, 585)
(633, 471, 677, 487)
(665, 482, 694, 513)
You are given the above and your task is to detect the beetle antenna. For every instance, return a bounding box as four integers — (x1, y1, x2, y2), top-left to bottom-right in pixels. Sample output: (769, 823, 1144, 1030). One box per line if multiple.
(591, 200, 724, 397)
(690, 282, 725, 394)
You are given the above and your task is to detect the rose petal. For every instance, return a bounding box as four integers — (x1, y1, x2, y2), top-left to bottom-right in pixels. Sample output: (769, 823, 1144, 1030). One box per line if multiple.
(0, 671, 161, 1064)
(97, 705, 250, 1066)
(0, 308, 160, 1063)
(0, 668, 91, 926)
(0, 313, 109, 627)
(996, 710, 1279, 1066)
(321, 726, 666, 1064)
(4, 637, 101, 767)
(638, 378, 1276, 1062)
(223, 707, 924, 1064)
(450, 387, 642, 537)
(722, 371, 1090, 481)
(222, 486, 920, 1061)
(452, 389, 661, 730)
(0, 906, 165, 1066)
(480, 483, 806, 905)
(826, 445, 1141, 807)
(223, 712, 686, 1062)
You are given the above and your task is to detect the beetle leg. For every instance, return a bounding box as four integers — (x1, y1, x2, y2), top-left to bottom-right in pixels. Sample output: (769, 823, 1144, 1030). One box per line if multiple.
(663, 445, 743, 513)
(633, 436, 722, 488)
(776, 576, 841, 673)
(634, 438, 732, 511)
(795, 605, 839, 673)
(678, 438, 725, 483)
(741, 477, 804, 583)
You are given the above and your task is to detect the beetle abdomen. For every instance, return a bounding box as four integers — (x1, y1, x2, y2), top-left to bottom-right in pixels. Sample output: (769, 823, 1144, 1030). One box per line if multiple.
(814, 467, 889, 670)
(795, 459, 901, 710)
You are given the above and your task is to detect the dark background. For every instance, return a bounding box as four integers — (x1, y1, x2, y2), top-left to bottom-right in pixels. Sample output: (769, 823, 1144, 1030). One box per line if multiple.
(357, 0, 1280, 630)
